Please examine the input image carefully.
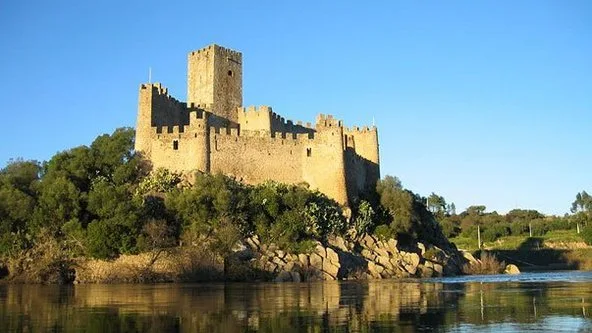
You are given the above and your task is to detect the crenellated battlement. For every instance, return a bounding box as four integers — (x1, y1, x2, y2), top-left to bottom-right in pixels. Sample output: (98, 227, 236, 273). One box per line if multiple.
(316, 114, 343, 128)
(141, 83, 186, 107)
(209, 126, 240, 137)
(189, 44, 241, 59)
(154, 125, 189, 135)
(344, 125, 377, 134)
(188, 102, 214, 111)
(239, 105, 273, 115)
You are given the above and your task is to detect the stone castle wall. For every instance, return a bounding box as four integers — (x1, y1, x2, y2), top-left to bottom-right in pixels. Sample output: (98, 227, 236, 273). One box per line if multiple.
(135, 44, 380, 205)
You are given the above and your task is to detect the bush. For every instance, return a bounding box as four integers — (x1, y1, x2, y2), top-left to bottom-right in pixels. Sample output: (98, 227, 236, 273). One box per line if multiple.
(374, 224, 395, 240)
(462, 252, 505, 275)
(351, 200, 376, 238)
(582, 226, 592, 246)
(510, 221, 529, 236)
(481, 223, 510, 242)
(439, 217, 460, 239)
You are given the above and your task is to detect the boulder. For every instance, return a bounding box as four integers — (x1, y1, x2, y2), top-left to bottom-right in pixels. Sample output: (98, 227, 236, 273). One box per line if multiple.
(315, 244, 327, 258)
(265, 261, 278, 273)
(432, 263, 444, 276)
(275, 271, 292, 282)
(246, 237, 259, 250)
(389, 258, 403, 270)
(387, 239, 398, 254)
(326, 247, 339, 264)
(367, 261, 384, 278)
(330, 236, 349, 252)
(401, 252, 420, 275)
(374, 247, 390, 259)
(309, 253, 323, 269)
(231, 241, 247, 252)
(419, 265, 434, 278)
(362, 234, 377, 249)
(275, 250, 286, 259)
(361, 249, 374, 260)
(298, 254, 309, 267)
(461, 251, 478, 265)
(376, 255, 393, 270)
(284, 261, 295, 272)
(290, 271, 302, 283)
(272, 256, 286, 267)
(417, 243, 426, 256)
(504, 264, 521, 275)
(250, 235, 260, 246)
(323, 260, 340, 278)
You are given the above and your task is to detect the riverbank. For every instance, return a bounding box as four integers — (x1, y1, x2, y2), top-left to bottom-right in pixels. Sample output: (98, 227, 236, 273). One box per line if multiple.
(451, 233, 592, 272)
(2, 234, 468, 284)
(74, 234, 465, 283)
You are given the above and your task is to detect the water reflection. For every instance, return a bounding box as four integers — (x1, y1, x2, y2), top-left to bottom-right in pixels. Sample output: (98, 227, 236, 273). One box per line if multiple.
(1, 272, 592, 332)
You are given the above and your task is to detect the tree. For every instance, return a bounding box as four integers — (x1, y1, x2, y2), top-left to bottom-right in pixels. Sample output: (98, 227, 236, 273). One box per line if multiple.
(376, 176, 414, 234)
(570, 191, 592, 233)
(464, 205, 486, 216)
(33, 176, 81, 234)
(427, 192, 447, 217)
(0, 159, 41, 196)
(571, 191, 592, 214)
(447, 202, 456, 215)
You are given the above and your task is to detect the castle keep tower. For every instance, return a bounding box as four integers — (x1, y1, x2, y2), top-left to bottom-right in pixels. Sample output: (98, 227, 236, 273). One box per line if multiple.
(135, 44, 380, 206)
(187, 45, 242, 126)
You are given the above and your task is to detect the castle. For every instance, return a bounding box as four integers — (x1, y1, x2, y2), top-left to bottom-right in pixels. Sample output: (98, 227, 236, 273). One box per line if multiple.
(135, 44, 379, 206)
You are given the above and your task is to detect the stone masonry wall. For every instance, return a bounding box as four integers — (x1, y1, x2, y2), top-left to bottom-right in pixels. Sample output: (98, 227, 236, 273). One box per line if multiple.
(187, 45, 242, 125)
(135, 44, 380, 206)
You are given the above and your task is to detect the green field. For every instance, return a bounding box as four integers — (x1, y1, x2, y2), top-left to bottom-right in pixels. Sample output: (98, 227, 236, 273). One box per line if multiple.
(450, 229, 586, 252)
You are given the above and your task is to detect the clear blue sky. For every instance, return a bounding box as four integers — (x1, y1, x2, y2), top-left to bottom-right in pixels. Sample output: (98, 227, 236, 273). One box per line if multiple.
(1, 1, 590, 216)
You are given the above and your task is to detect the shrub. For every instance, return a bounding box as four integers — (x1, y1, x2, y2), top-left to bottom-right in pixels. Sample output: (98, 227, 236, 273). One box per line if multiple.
(374, 224, 395, 240)
(481, 223, 510, 242)
(439, 218, 460, 239)
(351, 200, 376, 238)
(462, 252, 505, 275)
(510, 221, 529, 236)
(531, 221, 549, 237)
(582, 226, 592, 246)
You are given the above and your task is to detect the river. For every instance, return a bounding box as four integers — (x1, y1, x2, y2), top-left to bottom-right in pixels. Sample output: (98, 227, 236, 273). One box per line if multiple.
(1, 271, 591, 332)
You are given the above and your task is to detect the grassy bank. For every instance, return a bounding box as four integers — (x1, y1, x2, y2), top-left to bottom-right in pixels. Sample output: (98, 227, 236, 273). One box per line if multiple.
(451, 230, 592, 271)
(451, 230, 588, 251)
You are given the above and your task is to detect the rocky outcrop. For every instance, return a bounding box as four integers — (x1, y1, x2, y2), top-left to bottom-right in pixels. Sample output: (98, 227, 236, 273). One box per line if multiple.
(504, 264, 521, 275)
(239, 234, 464, 281)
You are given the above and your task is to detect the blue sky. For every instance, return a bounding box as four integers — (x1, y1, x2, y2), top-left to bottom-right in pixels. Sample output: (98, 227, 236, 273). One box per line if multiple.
(1, 1, 590, 215)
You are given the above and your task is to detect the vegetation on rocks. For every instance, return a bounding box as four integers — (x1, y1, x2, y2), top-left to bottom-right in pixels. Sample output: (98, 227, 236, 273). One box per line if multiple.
(0, 128, 461, 283)
(12, 126, 591, 282)
(461, 252, 506, 275)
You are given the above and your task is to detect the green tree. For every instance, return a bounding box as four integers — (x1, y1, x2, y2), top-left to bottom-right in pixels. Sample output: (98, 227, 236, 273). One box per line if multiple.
(427, 192, 447, 217)
(33, 176, 81, 234)
(376, 176, 414, 235)
(505, 209, 544, 223)
(571, 191, 591, 213)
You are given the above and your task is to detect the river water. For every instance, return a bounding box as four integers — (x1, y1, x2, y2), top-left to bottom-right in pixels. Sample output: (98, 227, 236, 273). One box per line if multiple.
(1, 271, 591, 332)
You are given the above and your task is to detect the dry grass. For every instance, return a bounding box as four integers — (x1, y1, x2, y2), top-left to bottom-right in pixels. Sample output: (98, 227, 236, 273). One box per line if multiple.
(5, 233, 75, 284)
(462, 252, 506, 275)
(75, 246, 224, 283)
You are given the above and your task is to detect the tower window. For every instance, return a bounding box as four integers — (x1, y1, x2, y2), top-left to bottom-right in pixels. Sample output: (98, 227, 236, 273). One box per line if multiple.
(307, 148, 312, 157)
(173, 140, 179, 150)
(228, 70, 233, 77)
